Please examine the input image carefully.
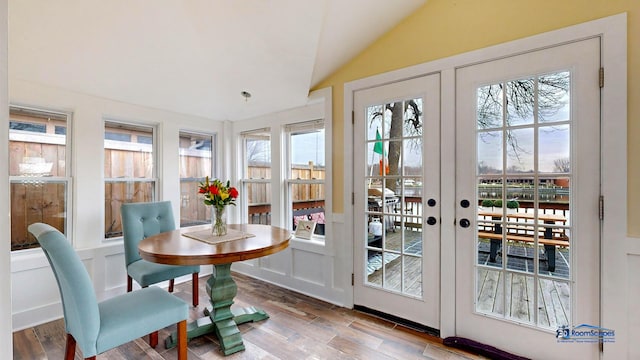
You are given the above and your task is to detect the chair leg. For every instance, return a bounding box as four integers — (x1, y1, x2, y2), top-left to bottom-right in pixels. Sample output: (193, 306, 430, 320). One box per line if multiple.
(177, 320, 187, 360)
(127, 275, 133, 292)
(149, 331, 159, 348)
(192, 273, 199, 307)
(169, 279, 175, 292)
(65, 334, 76, 360)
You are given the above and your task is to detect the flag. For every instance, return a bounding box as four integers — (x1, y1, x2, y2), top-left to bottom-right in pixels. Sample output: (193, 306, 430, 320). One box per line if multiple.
(373, 128, 389, 175)
(373, 128, 384, 155)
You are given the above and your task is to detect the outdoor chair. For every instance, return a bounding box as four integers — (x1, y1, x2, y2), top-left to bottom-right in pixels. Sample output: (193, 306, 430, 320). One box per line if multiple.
(121, 201, 200, 307)
(28, 223, 188, 359)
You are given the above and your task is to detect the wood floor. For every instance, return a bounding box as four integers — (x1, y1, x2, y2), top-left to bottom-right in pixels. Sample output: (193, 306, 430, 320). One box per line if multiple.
(13, 272, 487, 360)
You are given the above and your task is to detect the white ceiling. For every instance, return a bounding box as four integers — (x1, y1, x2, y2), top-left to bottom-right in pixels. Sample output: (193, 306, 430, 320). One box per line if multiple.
(8, 0, 426, 121)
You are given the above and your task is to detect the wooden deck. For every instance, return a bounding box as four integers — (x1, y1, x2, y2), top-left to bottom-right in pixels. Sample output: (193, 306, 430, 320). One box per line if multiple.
(476, 268, 570, 328)
(366, 229, 570, 328)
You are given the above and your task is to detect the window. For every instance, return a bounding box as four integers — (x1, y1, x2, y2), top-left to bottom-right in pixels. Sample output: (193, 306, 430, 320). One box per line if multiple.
(240, 129, 271, 225)
(179, 131, 215, 227)
(104, 121, 156, 238)
(9, 106, 71, 251)
(286, 120, 325, 236)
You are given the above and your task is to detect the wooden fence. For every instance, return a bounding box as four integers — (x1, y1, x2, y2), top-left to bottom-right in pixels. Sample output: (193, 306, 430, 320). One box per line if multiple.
(9, 139, 328, 247)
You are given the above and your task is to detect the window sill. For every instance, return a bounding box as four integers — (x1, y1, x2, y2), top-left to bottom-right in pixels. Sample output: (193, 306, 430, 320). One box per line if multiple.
(290, 235, 326, 254)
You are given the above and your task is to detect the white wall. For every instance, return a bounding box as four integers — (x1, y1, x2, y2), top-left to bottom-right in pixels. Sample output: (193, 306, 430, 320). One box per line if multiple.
(9, 79, 222, 330)
(1, 0, 12, 356)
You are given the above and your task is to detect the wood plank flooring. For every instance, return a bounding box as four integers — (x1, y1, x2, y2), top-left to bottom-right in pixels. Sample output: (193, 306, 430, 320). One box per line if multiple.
(13, 272, 486, 360)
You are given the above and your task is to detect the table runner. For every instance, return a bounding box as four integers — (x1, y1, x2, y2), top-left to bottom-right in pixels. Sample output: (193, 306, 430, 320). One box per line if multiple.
(183, 228, 255, 245)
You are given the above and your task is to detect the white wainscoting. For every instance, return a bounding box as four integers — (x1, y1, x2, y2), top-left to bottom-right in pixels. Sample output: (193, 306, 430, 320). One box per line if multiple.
(11, 218, 350, 331)
(232, 218, 349, 307)
(626, 237, 640, 359)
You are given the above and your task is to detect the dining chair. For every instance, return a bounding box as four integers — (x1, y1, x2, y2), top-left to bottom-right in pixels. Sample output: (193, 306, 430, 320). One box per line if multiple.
(121, 201, 200, 307)
(28, 223, 188, 360)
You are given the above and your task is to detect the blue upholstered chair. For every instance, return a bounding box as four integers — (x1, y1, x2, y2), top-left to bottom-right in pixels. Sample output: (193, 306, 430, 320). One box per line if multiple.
(121, 201, 200, 307)
(28, 223, 188, 360)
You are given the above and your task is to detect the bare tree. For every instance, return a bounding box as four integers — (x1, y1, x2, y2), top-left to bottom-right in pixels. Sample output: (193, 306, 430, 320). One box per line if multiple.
(245, 138, 270, 165)
(553, 157, 570, 173)
(369, 100, 422, 178)
(477, 72, 570, 162)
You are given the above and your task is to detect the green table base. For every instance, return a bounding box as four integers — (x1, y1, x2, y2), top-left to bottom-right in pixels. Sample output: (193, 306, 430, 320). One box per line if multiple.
(164, 263, 269, 355)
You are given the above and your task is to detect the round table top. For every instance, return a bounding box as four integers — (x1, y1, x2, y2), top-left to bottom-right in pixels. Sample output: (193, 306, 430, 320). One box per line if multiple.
(138, 224, 291, 266)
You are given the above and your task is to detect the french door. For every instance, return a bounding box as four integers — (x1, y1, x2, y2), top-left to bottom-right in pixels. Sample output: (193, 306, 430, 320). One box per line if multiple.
(455, 38, 601, 359)
(353, 74, 440, 329)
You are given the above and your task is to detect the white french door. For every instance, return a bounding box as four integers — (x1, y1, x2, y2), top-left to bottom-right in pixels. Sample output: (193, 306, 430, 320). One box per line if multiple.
(455, 38, 601, 359)
(353, 74, 440, 329)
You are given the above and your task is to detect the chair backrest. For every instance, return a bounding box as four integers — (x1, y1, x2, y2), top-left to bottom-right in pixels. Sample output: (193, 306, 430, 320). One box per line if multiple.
(28, 223, 100, 356)
(121, 201, 176, 266)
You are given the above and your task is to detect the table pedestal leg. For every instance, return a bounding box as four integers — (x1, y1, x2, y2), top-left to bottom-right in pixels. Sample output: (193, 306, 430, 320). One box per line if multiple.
(164, 263, 270, 356)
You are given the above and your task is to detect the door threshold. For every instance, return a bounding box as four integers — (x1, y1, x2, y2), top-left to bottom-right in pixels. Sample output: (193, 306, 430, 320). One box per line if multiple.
(353, 305, 440, 338)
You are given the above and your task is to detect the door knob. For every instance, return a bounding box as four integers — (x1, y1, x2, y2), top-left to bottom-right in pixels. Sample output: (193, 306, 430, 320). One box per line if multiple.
(427, 216, 437, 225)
(459, 218, 471, 228)
(427, 199, 436, 207)
(460, 199, 470, 208)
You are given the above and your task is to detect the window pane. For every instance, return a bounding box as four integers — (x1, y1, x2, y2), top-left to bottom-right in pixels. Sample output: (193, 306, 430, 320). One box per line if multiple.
(11, 181, 68, 251)
(290, 129, 325, 171)
(104, 121, 155, 238)
(244, 130, 271, 178)
(9, 106, 70, 252)
(105, 180, 155, 238)
(292, 184, 325, 235)
(246, 182, 271, 225)
(179, 132, 214, 227)
(10, 110, 67, 177)
(104, 122, 154, 179)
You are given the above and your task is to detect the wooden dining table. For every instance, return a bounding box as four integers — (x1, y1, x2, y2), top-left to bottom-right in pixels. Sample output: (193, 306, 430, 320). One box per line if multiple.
(138, 223, 291, 356)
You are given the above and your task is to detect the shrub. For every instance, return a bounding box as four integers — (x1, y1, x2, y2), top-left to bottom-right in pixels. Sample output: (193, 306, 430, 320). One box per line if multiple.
(493, 199, 503, 208)
(506, 200, 519, 209)
(481, 199, 494, 207)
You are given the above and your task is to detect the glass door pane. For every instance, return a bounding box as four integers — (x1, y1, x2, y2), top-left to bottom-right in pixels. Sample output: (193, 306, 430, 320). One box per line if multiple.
(475, 71, 572, 328)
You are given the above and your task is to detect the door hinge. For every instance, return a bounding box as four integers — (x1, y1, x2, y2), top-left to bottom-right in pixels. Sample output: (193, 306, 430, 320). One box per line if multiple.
(351, 110, 355, 124)
(599, 67, 605, 88)
(599, 195, 604, 220)
(351, 273, 354, 286)
(352, 192, 355, 205)
(599, 339, 604, 353)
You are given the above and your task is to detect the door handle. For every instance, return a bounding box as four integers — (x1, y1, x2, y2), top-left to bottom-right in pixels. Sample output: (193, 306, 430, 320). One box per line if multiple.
(459, 218, 471, 228)
(426, 216, 437, 225)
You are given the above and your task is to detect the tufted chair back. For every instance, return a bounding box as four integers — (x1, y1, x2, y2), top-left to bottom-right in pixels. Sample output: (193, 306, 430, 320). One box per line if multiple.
(121, 201, 176, 267)
(28, 223, 101, 356)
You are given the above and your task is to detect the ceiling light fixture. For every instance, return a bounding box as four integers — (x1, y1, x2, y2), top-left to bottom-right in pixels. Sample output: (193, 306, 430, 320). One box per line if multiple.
(241, 91, 251, 101)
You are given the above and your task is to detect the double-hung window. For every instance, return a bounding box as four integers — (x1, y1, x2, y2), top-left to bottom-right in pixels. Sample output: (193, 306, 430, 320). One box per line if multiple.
(9, 106, 72, 251)
(104, 121, 156, 238)
(179, 131, 215, 227)
(286, 120, 325, 237)
(240, 128, 271, 225)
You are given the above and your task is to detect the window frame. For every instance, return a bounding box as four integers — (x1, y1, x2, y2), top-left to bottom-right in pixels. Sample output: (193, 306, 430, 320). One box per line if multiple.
(9, 105, 73, 251)
(103, 119, 157, 240)
(285, 119, 326, 239)
(178, 129, 216, 227)
(239, 128, 272, 226)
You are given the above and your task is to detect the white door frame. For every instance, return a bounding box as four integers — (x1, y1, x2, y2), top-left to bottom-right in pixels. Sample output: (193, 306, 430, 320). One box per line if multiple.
(343, 13, 626, 358)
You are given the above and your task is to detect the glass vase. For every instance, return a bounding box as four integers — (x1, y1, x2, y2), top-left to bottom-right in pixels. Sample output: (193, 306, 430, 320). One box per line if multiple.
(211, 206, 227, 236)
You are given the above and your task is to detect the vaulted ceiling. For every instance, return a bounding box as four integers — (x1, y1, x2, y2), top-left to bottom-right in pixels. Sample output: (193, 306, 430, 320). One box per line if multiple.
(9, 0, 426, 121)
